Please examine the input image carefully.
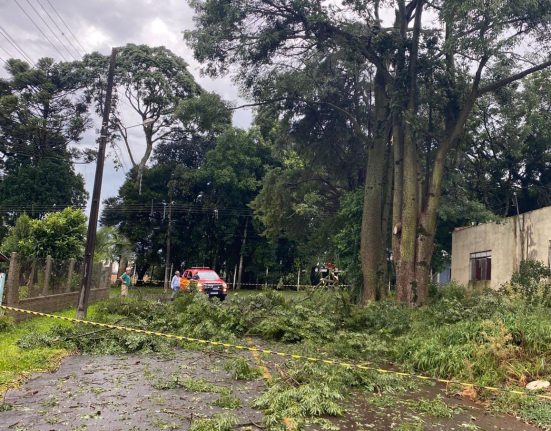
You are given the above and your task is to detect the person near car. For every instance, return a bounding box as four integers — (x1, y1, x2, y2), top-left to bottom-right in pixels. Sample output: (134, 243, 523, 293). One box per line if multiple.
(171, 271, 181, 300)
(120, 267, 132, 298)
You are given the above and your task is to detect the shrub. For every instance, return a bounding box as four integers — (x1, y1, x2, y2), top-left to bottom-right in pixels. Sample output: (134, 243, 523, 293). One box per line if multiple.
(344, 300, 411, 337)
(0, 315, 15, 332)
(501, 260, 551, 306)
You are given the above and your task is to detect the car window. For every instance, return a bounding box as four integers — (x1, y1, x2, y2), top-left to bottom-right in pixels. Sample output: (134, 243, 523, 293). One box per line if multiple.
(197, 271, 219, 280)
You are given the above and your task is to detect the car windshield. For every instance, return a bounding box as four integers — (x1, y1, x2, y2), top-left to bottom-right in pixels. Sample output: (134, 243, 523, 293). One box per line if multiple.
(197, 271, 219, 280)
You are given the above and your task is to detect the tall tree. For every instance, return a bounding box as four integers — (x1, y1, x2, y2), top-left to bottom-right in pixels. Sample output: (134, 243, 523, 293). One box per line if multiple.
(0, 58, 89, 222)
(81, 44, 203, 190)
(185, 0, 551, 304)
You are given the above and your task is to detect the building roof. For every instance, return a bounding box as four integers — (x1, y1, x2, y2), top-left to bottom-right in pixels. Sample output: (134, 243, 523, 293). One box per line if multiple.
(0, 252, 9, 262)
(453, 204, 551, 232)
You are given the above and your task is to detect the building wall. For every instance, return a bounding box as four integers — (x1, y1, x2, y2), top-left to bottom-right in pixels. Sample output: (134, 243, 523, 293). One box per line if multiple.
(451, 206, 551, 289)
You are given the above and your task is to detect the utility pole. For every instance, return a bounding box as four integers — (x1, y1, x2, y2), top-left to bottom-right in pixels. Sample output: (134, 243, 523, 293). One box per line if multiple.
(76, 48, 117, 319)
(164, 180, 174, 293)
(236, 218, 248, 290)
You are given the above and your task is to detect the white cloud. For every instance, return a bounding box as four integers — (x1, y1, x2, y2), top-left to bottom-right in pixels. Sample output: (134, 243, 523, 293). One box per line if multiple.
(82, 25, 112, 51)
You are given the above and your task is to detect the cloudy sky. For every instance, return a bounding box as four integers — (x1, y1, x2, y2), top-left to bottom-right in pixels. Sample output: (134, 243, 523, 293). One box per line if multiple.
(0, 0, 252, 213)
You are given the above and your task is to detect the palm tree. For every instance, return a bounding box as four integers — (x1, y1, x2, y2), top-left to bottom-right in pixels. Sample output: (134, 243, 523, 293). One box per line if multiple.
(94, 226, 132, 264)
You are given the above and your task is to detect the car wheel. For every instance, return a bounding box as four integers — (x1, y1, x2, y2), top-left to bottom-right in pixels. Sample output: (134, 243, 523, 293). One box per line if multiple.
(219, 295, 226, 301)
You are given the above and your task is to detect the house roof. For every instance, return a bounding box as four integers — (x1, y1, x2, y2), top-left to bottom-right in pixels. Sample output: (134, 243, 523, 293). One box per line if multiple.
(0, 253, 9, 262)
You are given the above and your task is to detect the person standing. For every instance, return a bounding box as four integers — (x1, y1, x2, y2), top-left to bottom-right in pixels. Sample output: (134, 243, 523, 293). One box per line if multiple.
(120, 267, 132, 298)
(171, 270, 181, 301)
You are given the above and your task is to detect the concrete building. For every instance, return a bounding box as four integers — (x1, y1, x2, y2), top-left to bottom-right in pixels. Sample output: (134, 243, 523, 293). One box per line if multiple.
(451, 206, 551, 289)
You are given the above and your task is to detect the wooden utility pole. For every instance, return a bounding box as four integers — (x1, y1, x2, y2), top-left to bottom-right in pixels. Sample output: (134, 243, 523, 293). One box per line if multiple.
(236, 218, 248, 289)
(76, 48, 117, 319)
(164, 186, 174, 292)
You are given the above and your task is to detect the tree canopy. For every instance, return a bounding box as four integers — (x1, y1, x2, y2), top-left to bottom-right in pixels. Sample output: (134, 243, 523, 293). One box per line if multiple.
(0, 58, 89, 226)
(1, 207, 86, 260)
(186, 0, 551, 304)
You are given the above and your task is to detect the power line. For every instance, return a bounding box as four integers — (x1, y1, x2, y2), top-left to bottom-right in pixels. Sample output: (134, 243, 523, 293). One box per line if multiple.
(45, 0, 86, 56)
(37, 0, 81, 60)
(0, 24, 34, 64)
(14, 0, 68, 61)
(0, 44, 15, 60)
(26, 0, 78, 61)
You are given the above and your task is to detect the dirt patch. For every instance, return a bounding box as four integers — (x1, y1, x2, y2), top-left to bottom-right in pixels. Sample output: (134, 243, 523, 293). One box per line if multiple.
(1, 351, 264, 430)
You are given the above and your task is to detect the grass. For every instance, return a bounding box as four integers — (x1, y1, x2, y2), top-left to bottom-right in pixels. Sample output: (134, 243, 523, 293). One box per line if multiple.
(0, 304, 101, 392)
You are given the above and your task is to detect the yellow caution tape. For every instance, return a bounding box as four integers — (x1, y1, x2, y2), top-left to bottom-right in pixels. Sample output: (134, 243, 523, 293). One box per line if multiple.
(2, 304, 551, 401)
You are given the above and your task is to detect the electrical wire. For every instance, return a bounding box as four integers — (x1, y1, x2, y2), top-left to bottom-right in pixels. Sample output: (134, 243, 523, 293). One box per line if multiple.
(14, 0, 68, 61)
(37, 0, 81, 60)
(0, 44, 14, 60)
(26, 0, 78, 61)
(0, 24, 34, 64)
(45, 0, 87, 55)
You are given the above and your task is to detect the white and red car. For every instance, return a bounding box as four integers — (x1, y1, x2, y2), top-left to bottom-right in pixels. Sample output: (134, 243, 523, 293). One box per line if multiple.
(180, 267, 228, 300)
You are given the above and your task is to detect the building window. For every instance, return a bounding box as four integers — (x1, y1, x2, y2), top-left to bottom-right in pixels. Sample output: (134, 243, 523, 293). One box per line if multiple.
(470, 251, 491, 281)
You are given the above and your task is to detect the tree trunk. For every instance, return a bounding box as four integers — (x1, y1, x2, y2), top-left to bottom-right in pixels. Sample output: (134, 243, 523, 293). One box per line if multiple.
(360, 69, 389, 303)
(396, 125, 418, 304)
(380, 138, 394, 299)
(394, 0, 423, 305)
(137, 128, 154, 194)
(391, 120, 404, 273)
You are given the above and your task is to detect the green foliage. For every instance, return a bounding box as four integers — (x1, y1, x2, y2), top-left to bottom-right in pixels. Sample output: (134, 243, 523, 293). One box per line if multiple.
(213, 392, 241, 409)
(254, 381, 344, 429)
(0, 316, 15, 333)
(413, 395, 458, 418)
(493, 393, 551, 428)
(101, 126, 275, 279)
(29, 208, 87, 260)
(0, 58, 89, 224)
(2, 208, 86, 259)
(502, 260, 551, 306)
(181, 378, 229, 394)
(223, 356, 261, 380)
(93, 226, 132, 263)
(1, 214, 34, 256)
(14, 286, 551, 429)
(189, 413, 237, 431)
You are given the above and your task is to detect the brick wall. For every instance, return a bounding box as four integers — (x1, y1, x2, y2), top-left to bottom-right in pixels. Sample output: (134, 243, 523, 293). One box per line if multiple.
(10, 288, 110, 321)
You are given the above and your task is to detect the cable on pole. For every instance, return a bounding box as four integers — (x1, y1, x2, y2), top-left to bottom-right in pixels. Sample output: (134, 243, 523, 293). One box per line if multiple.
(14, 0, 68, 61)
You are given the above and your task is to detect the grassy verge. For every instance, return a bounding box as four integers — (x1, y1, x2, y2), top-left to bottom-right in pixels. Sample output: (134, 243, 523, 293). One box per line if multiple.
(0, 304, 101, 393)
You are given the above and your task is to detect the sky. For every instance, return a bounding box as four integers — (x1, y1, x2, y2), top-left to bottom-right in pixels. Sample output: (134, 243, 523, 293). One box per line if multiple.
(0, 0, 253, 213)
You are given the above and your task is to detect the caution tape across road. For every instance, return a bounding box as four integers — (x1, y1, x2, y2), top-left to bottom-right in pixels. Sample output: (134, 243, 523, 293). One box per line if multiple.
(2, 304, 550, 401)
